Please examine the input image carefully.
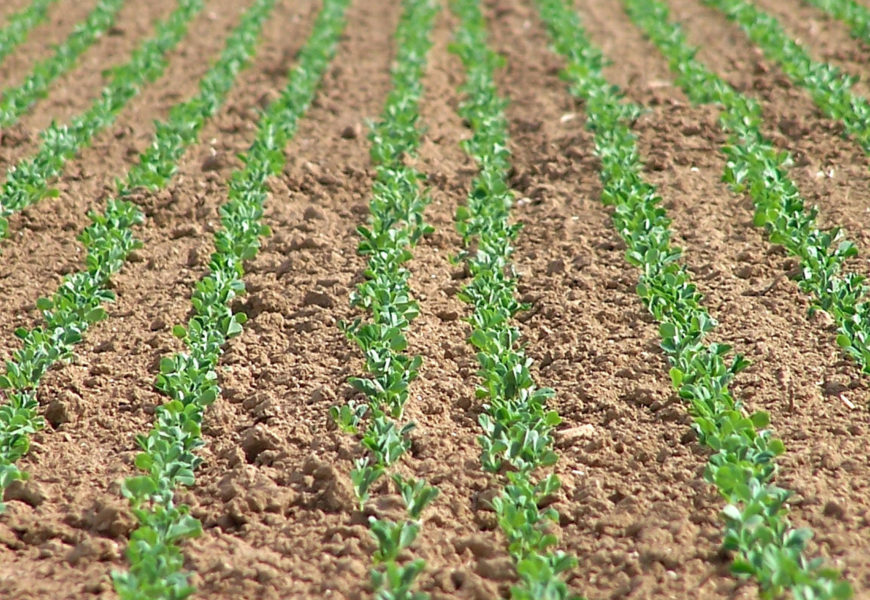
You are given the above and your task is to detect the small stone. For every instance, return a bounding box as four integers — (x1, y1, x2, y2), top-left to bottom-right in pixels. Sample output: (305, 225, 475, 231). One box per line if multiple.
(303, 161, 323, 178)
(38, 540, 63, 559)
(201, 152, 225, 172)
(823, 500, 846, 520)
(436, 310, 459, 322)
(302, 290, 334, 308)
(475, 488, 500, 512)
(309, 387, 332, 405)
(92, 504, 136, 538)
(546, 259, 565, 275)
(45, 398, 71, 427)
(476, 556, 515, 580)
(187, 246, 201, 267)
(170, 225, 199, 239)
(455, 534, 496, 559)
(340, 123, 361, 139)
(3, 480, 46, 507)
(555, 424, 598, 447)
(240, 425, 278, 463)
(303, 206, 324, 221)
(149, 316, 167, 331)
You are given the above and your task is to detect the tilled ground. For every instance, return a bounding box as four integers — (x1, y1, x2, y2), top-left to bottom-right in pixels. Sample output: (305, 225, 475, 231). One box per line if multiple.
(1, 0, 870, 598)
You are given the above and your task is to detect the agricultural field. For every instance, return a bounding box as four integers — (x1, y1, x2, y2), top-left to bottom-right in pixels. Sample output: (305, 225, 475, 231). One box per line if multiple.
(1, 0, 870, 597)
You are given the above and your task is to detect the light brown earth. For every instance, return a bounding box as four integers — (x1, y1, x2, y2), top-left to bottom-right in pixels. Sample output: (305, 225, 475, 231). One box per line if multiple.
(1, 0, 869, 598)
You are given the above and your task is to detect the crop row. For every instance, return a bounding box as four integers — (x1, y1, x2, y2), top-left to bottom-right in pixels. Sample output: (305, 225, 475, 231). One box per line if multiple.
(0, 0, 124, 128)
(0, 0, 56, 66)
(631, 0, 870, 378)
(0, 0, 202, 238)
(535, 0, 851, 598)
(703, 0, 870, 160)
(332, 0, 439, 597)
(0, 0, 277, 517)
(805, 0, 870, 45)
(448, 1, 576, 598)
(114, 0, 349, 597)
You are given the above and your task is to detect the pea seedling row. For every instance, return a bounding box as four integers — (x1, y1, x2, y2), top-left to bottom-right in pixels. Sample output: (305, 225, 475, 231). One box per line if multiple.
(0, 0, 868, 597)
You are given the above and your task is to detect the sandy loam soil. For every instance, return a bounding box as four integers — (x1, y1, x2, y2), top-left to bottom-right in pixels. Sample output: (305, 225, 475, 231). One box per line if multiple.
(1, 0, 870, 598)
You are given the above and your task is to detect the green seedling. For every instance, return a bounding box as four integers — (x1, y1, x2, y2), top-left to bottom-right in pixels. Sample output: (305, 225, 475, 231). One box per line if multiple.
(448, 0, 578, 597)
(0, 0, 204, 236)
(112, 1, 349, 597)
(0, 0, 57, 67)
(539, 0, 852, 596)
(0, 0, 122, 127)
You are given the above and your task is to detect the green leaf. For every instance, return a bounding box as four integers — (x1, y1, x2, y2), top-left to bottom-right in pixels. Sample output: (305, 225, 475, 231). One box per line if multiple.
(749, 411, 770, 429)
(121, 476, 157, 500)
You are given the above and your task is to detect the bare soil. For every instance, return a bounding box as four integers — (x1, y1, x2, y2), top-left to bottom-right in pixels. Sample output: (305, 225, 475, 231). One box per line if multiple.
(1, 0, 869, 598)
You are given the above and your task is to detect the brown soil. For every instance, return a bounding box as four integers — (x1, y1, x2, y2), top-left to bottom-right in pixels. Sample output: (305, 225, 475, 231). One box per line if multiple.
(1, 0, 870, 598)
(0, 0, 95, 92)
(752, 0, 870, 101)
(0, 0, 178, 169)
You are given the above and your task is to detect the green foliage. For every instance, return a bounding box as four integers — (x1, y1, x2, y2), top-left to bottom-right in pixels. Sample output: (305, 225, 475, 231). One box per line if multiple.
(540, 0, 851, 597)
(0, 0, 278, 519)
(0, 0, 203, 237)
(625, 0, 870, 373)
(0, 199, 142, 513)
(449, 1, 577, 598)
(804, 0, 870, 45)
(0, 0, 57, 67)
(705, 0, 870, 157)
(114, 1, 348, 597)
(330, 2, 439, 598)
(0, 0, 124, 127)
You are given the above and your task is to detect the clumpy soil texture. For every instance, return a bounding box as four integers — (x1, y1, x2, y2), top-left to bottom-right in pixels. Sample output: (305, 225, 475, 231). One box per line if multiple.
(1, 0, 870, 598)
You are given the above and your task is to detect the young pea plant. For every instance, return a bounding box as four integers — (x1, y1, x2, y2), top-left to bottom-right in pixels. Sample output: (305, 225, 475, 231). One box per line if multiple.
(0, 0, 57, 68)
(449, 1, 578, 598)
(803, 0, 870, 45)
(0, 0, 279, 517)
(0, 0, 124, 127)
(331, 1, 439, 598)
(109, 1, 349, 597)
(623, 0, 870, 376)
(0, 0, 203, 238)
(537, 0, 851, 597)
(704, 0, 870, 158)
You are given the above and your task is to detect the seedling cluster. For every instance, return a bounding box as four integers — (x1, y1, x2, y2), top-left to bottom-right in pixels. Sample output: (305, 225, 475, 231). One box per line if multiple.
(538, 0, 851, 597)
(450, 1, 576, 597)
(332, 1, 439, 597)
(0, 0, 868, 597)
(705, 0, 870, 158)
(0, 0, 205, 239)
(0, 0, 125, 128)
(0, 0, 56, 67)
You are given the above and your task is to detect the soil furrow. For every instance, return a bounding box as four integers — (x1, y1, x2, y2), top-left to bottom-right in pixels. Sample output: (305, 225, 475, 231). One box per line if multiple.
(0, 0, 177, 170)
(662, 0, 870, 285)
(0, 1, 322, 598)
(581, 0, 870, 592)
(0, 0, 94, 91)
(401, 3, 514, 597)
(751, 0, 870, 101)
(0, 2, 251, 358)
(177, 0, 405, 597)
(485, 0, 751, 598)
